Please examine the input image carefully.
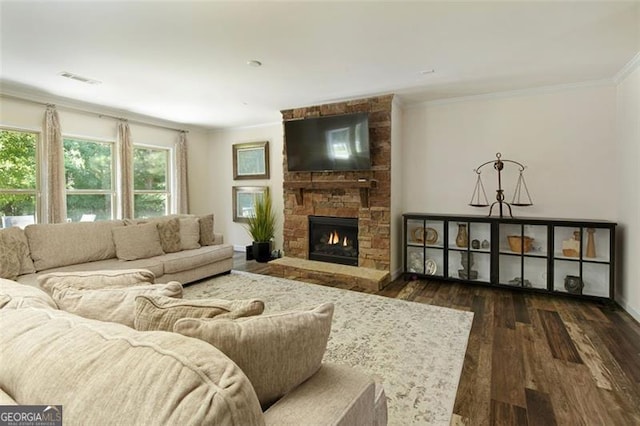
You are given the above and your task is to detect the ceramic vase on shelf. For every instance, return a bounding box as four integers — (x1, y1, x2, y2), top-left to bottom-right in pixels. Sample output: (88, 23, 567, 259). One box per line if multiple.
(586, 228, 596, 258)
(456, 223, 468, 248)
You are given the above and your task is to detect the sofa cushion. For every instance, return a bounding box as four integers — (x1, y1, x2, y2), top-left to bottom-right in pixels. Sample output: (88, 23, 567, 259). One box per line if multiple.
(0, 278, 57, 310)
(52, 282, 183, 327)
(25, 221, 123, 271)
(0, 308, 265, 425)
(174, 302, 334, 409)
(112, 222, 164, 261)
(157, 217, 182, 253)
(162, 245, 234, 274)
(0, 227, 35, 279)
(198, 214, 216, 246)
(38, 269, 156, 294)
(0, 294, 11, 308)
(134, 295, 265, 332)
(180, 217, 201, 250)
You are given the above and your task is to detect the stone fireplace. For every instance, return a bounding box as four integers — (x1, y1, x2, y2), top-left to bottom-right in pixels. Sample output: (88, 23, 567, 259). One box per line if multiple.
(271, 95, 393, 290)
(308, 216, 358, 266)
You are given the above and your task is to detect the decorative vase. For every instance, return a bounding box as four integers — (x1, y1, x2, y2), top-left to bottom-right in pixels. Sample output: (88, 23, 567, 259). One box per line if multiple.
(564, 275, 584, 295)
(456, 223, 468, 248)
(586, 228, 596, 258)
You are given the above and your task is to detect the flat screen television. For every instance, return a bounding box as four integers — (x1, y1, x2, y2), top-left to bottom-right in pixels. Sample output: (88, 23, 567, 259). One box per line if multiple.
(284, 112, 371, 172)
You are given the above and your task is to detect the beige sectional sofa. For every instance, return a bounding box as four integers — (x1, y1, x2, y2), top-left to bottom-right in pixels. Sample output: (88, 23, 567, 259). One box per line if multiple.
(0, 276, 387, 425)
(7, 215, 233, 288)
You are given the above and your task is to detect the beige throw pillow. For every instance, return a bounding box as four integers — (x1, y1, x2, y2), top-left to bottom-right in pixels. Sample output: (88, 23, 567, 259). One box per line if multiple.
(52, 282, 183, 327)
(198, 214, 215, 246)
(0, 278, 58, 310)
(38, 269, 156, 294)
(174, 302, 334, 408)
(179, 217, 201, 250)
(157, 218, 182, 253)
(0, 227, 35, 279)
(134, 295, 264, 332)
(112, 223, 164, 261)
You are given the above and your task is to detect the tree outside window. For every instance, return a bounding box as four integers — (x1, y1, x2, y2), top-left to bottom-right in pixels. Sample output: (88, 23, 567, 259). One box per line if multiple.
(0, 129, 38, 228)
(63, 138, 115, 221)
(134, 146, 169, 218)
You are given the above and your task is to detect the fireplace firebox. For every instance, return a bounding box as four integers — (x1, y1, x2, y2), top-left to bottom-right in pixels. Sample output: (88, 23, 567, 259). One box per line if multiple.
(308, 216, 358, 266)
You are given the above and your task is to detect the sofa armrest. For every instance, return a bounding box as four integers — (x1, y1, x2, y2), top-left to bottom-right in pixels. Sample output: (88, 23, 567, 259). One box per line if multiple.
(213, 233, 224, 245)
(264, 363, 380, 426)
(0, 387, 18, 405)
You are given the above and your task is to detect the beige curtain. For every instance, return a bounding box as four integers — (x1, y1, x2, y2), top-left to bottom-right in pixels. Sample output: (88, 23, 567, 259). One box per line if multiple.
(118, 121, 133, 219)
(177, 131, 189, 214)
(44, 105, 66, 223)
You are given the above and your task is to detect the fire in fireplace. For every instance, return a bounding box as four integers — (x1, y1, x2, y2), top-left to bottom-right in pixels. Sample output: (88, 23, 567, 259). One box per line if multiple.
(308, 216, 358, 266)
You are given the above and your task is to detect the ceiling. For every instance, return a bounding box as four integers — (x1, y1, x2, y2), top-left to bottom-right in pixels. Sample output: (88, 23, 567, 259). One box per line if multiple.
(1, 1, 638, 130)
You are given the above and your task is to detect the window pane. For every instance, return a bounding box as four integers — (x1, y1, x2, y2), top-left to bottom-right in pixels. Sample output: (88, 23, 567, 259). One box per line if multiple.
(134, 148, 167, 190)
(0, 130, 37, 190)
(134, 194, 167, 218)
(64, 138, 112, 190)
(0, 194, 36, 228)
(66, 194, 112, 222)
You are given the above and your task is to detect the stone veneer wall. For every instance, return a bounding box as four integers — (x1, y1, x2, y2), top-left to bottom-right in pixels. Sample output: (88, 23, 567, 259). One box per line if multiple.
(281, 95, 393, 272)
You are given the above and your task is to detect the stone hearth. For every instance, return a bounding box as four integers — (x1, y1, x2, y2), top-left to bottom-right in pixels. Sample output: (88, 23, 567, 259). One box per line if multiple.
(276, 95, 393, 288)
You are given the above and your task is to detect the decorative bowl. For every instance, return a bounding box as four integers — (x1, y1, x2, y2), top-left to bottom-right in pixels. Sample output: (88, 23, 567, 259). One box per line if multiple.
(507, 235, 534, 253)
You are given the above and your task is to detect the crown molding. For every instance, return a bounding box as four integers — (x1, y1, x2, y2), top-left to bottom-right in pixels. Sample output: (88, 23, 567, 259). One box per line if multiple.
(0, 81, 212, 133)
(406, 79, 615, 109)
(613, 51, 640, 84)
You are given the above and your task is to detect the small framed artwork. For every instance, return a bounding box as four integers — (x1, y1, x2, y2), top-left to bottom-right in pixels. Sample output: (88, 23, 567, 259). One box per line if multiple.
(233, 186, 268, 223)
(233, 141, 270, 180)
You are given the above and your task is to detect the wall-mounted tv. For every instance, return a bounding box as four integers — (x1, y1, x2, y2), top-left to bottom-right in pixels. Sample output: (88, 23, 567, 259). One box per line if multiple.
(284, 112, 370, 172)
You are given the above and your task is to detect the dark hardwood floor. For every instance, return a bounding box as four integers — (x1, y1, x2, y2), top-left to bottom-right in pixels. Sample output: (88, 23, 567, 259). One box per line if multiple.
(233, 252, 640, 425)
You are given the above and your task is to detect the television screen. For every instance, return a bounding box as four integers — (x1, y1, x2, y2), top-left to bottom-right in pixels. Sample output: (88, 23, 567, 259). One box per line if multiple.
(284, 112, 371, 172)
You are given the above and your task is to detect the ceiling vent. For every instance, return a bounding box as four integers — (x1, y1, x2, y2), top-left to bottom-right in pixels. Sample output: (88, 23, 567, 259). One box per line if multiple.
(59, 72, 102, 85)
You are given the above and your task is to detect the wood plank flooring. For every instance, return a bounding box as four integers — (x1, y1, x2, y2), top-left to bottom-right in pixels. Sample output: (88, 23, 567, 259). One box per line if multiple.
(233, 252, 640, 425)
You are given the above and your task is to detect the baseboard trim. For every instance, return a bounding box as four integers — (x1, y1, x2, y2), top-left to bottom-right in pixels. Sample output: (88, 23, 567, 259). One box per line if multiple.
(233, 244, 247, 252)
(616, 296, 640, 323)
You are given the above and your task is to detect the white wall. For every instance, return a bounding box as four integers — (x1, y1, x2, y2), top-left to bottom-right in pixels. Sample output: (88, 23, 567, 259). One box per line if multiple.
(616, 64, 640, 321)
(207, 123, 284, 252)
(401, 85, 618, 220)
(390, 97, 404, 279)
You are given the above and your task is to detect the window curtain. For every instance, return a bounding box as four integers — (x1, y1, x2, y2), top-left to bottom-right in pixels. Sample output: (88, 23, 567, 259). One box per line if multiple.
(44, 105, 66, 223)
(118, 121, 133, 219)
(177, 131, 189, 214)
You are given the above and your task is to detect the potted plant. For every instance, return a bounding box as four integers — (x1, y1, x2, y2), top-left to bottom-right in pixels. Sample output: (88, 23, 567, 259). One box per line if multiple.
(245, 190, 276, 263)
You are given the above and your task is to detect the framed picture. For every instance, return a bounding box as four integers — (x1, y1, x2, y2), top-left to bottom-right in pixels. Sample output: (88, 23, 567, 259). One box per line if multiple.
(233, 141, 269, 180)
(233, 186, 268, 223)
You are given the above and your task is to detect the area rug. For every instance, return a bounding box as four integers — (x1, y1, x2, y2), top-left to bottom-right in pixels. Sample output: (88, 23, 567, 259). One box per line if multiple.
(183, 271, 473, 425)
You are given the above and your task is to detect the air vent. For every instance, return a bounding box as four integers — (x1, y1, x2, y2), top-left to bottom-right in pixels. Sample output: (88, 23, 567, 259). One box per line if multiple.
(59, 72, 102, 85)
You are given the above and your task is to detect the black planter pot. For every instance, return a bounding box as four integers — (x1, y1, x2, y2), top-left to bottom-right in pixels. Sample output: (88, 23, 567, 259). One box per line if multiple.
(252, 241, 272, 263)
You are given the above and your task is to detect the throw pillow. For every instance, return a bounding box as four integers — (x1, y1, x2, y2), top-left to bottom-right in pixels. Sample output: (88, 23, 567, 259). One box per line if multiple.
(38, 269, 156, 294)
(134, 294, 265, 332)
(0, 227, 36, 279)
(0, 294, 10, 309)
(174, 302, 334, 409)
(157, 218, 182, 253)
(0, 277, 58, 310)
(112, 223, 164, 261)
(52, 281, 183, 327)
(179, 217, 201, 250)
(198, 214, 215, 246)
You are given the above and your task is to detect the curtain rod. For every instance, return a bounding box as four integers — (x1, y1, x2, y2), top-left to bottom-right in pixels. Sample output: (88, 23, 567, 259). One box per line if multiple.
(1, 93, 188, 133)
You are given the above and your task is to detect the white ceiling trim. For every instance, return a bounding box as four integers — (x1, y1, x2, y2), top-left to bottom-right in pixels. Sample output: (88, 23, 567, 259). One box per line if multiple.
(613, 51, 640, 84)
(406, 79, 616, 110)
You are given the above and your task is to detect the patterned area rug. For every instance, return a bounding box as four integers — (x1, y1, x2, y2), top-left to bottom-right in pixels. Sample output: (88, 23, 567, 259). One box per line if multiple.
(183, 271, 473, 425)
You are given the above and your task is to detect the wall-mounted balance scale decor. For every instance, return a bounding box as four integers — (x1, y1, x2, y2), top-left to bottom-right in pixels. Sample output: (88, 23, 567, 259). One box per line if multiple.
(469, 152, 533, 218)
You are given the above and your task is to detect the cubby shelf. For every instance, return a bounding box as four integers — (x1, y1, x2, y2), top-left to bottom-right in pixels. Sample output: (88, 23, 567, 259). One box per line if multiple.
(403, 213, 617, 301)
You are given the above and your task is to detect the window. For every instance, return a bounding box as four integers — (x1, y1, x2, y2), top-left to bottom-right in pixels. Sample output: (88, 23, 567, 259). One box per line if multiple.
(63, 137, 115, 221)
(0, 129, 39, 228)
(133, 146, 170, 218)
